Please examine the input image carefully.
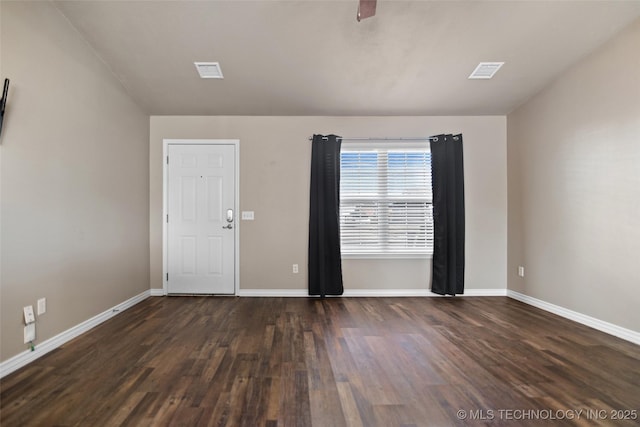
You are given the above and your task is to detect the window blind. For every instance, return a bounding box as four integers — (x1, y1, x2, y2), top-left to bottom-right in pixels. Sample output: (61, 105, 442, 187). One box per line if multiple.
(340, 142, 433, 256)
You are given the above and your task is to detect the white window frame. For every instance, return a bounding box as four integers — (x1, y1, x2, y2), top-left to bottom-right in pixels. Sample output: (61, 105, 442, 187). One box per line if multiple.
(340, 141, 433, 259)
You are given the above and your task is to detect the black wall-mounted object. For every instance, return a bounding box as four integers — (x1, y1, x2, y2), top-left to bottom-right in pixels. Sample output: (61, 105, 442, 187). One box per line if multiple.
(0, 78, 10, 140)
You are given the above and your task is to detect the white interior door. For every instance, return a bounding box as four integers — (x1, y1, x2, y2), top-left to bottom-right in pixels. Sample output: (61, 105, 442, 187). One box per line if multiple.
(167, 144, 235, 294)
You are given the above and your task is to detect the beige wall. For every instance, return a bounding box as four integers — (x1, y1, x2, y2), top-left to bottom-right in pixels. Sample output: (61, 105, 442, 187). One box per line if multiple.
(0, 2, 149, 362)
(507, 20, 640, 331)
(150, 116, 507, 293)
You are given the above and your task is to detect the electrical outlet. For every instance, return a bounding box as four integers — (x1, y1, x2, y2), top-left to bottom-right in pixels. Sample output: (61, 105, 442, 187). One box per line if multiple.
(292, 264, 299, 274)
(23, 305, 35, 324)
(24, 323, 36, 343)
(37, 298, 46, 315)
(518, 266, 525, 277)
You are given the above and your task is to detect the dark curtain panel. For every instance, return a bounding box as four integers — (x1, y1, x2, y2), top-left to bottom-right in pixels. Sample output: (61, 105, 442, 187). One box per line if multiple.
(430, 134, 465, 296)
(308, 134, 344, 297)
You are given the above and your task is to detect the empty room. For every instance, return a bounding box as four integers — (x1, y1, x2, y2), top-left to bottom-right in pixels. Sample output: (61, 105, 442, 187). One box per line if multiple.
(1, 1, 639, 426)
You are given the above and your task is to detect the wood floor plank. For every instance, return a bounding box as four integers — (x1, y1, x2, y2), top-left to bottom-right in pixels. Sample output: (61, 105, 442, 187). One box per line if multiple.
(1, 297, 638, 426)
(336, 382, 364, 427)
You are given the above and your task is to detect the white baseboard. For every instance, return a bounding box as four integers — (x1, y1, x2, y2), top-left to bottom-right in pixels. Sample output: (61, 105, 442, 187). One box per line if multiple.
(237, 289, 308, 297)
(462, 288, 508, 297)
(150, 288, 166, 297)
(343, 288, 507, 297)
(0, 290, 151, 379)
(236, 288, 506, 297)
(345, 289, 432, 297)
(507, 290, 640, 345)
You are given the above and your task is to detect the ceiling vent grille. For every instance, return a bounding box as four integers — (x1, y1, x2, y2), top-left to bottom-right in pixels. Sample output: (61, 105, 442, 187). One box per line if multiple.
(468, 62, 504, 79)
(194, 62, 223, 79)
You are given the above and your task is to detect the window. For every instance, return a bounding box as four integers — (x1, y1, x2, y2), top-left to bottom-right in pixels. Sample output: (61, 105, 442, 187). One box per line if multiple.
(340, 142, 433, 257)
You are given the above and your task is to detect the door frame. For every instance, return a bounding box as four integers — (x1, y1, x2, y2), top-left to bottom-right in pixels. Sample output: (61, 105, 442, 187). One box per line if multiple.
(162, 139, 240, 296)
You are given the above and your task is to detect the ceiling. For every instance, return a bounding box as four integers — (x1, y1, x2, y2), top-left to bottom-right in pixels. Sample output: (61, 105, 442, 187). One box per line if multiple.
(53, 0, 640, 116)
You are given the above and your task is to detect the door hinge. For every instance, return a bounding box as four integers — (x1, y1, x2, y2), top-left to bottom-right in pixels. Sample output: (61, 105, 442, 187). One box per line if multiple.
(166, 156, 169, 165)
(166, 214, 169, 223)
(166, 273, 169, 281)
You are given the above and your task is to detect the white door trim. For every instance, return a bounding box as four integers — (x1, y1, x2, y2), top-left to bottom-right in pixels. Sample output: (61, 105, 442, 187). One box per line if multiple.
(162, 139, 240, 296)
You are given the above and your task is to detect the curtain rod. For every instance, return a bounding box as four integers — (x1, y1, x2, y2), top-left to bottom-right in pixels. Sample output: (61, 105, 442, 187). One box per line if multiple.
(308, 137, 433, 142)
(308, 136, 458, 142)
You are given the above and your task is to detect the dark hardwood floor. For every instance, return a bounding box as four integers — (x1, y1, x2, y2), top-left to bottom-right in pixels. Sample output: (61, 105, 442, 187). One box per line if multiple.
(1, 296, 639, 426)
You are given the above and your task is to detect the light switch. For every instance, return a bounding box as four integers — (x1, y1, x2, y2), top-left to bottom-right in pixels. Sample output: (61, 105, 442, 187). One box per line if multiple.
(242, 211, 254, 220)
(37, 298, 46, 315)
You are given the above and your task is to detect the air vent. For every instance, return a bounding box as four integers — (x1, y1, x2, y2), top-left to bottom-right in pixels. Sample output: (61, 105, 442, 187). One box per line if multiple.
(468, 62, 504, 79)
(194, 62, 223, 79)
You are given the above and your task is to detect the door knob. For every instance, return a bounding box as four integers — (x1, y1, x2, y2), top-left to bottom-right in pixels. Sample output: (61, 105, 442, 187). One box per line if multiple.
(222, 224, 233, 229)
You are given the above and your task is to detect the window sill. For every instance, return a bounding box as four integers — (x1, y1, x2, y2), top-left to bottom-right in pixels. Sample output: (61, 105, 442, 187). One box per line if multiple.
(341, 253, 432, 260)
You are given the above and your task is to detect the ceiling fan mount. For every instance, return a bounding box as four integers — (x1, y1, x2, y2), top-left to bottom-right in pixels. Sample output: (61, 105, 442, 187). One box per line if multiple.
(357, 0, 377, 22)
